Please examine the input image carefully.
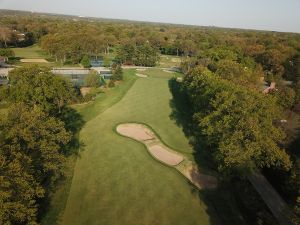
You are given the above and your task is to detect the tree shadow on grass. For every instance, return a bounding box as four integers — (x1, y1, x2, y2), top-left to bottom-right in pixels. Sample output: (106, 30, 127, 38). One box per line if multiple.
(59, 107, 86, 156)
(38, 107, 86, 223)
(168, 78, 215, 171)
(168, 78, 248, 225)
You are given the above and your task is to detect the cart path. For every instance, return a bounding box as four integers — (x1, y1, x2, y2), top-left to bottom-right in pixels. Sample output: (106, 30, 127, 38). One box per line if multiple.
(248, 172, 294, 225)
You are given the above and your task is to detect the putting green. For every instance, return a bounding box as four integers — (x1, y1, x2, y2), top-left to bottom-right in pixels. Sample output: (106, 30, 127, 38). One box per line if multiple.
(62, 70, 214, 225)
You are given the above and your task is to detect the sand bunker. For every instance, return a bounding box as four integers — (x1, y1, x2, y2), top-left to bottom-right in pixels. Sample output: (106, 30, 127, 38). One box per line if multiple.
(21, 59, 49, 63)
(117, 123, 183, 166)
(163, 69, 173, 73)
(136, 68, 146, 72)
(148, 145, 183, 166)
(136, 73, 148, 78)
(117, 123, 154, 142)
(116, 123, 218, 189)
(171, 58, 181, 63)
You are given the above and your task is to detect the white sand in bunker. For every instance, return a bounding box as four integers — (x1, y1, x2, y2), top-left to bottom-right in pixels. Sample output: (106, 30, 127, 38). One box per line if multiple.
(20, 58, 49, 63)
(116, 123, 218, 189)
(136, 73, 148, 78)
(148, 145, 183, 166)
(136, 68, 146, 72)
(117, 123, 183, 166)
(117, 123, 154, 142)
(163, 69, 173, 73)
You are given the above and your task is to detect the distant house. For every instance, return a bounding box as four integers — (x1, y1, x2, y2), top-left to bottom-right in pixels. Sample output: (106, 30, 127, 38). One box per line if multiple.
(100, 70, 112, 79)
(90, 59, 103, 67)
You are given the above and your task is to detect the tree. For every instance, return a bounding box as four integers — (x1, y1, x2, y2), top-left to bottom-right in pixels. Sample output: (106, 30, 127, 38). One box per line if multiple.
(84, 70, 100, 88)
(215, 59, 260, 87)
(273, 85, 296, 109)
(8, 65, 74, 115)
(134, 44, 159, 67)
(115, 44, 136, 65)
(80, 55, 91, 68)
(183, 67, 291, 175)
(0, 149, 44, 225)
(0, 103, 71, 224)
(0, 26, 12, 48)
(111, 63, 123, 81)
(0, 48, 14, 58)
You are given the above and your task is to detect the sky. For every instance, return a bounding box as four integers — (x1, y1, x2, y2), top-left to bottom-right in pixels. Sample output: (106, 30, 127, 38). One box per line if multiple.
(0, 0, 300, 33)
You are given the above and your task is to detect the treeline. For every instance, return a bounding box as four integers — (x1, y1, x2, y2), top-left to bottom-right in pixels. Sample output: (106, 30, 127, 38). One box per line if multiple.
(178, 66, 299, 223)
(1, 11, 300, 71)
(0, 65, 82, 224)
(183, 67, 291, 174)
(115, 43, 159, 67)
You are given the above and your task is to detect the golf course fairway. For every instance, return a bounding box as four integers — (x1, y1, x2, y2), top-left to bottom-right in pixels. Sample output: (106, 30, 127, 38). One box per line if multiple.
(62, 69, 215, 225)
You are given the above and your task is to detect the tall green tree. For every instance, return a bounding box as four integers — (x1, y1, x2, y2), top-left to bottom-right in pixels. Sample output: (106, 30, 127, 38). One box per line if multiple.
(84, 70, 100, 88)
(81, 55, 91, 68)
(111, 63, 123, 81)
(184, 67, 291, 175)
(0, 103, 71, 225)
(8, 65, 74, 114)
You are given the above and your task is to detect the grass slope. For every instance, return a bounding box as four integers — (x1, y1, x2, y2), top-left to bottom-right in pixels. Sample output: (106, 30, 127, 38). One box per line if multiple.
(62, 70, 214, 225)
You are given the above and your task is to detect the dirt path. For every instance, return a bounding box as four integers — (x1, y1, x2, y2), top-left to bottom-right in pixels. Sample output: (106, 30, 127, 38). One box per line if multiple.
(248, 172, 294, 225)
(116, 123, 218, 189)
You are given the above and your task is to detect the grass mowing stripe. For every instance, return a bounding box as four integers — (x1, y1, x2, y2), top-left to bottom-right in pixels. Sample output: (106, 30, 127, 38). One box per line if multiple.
(41, 70, 138, 225)
(62, 75, 212, 225)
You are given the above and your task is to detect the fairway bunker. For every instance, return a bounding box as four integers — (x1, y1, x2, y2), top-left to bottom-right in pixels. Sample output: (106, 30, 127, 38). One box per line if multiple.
(136, 73, 148, 78)
(117, 123, 183, 166)
(20, 58, 49, 63)
(116, 123, 218, 189)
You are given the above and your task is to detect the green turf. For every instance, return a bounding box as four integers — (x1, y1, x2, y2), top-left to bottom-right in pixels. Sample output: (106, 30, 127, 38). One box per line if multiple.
(44, 68, 245, 225)
(74, 70, 138, 122)
(13, 44, 48, 59)
(41, 70, 137, 225)
(62, 70, 214, 225)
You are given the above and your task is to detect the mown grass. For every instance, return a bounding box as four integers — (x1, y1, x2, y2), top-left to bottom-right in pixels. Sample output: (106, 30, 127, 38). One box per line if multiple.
(74, 69, 138, 122)
(13, 44, 48, 59)
(41, 70, 137, 225)
(44, 68, 246, 225)
(62, 68, 248, 225)
(62, 71, 215, 225)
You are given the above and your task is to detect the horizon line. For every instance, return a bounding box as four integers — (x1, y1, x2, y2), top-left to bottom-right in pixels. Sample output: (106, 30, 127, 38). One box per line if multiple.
(1, 8, 300, 35)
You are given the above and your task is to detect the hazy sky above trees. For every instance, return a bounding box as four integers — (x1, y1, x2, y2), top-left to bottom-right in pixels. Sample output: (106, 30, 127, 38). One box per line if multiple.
(1, 0, 299, 33)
